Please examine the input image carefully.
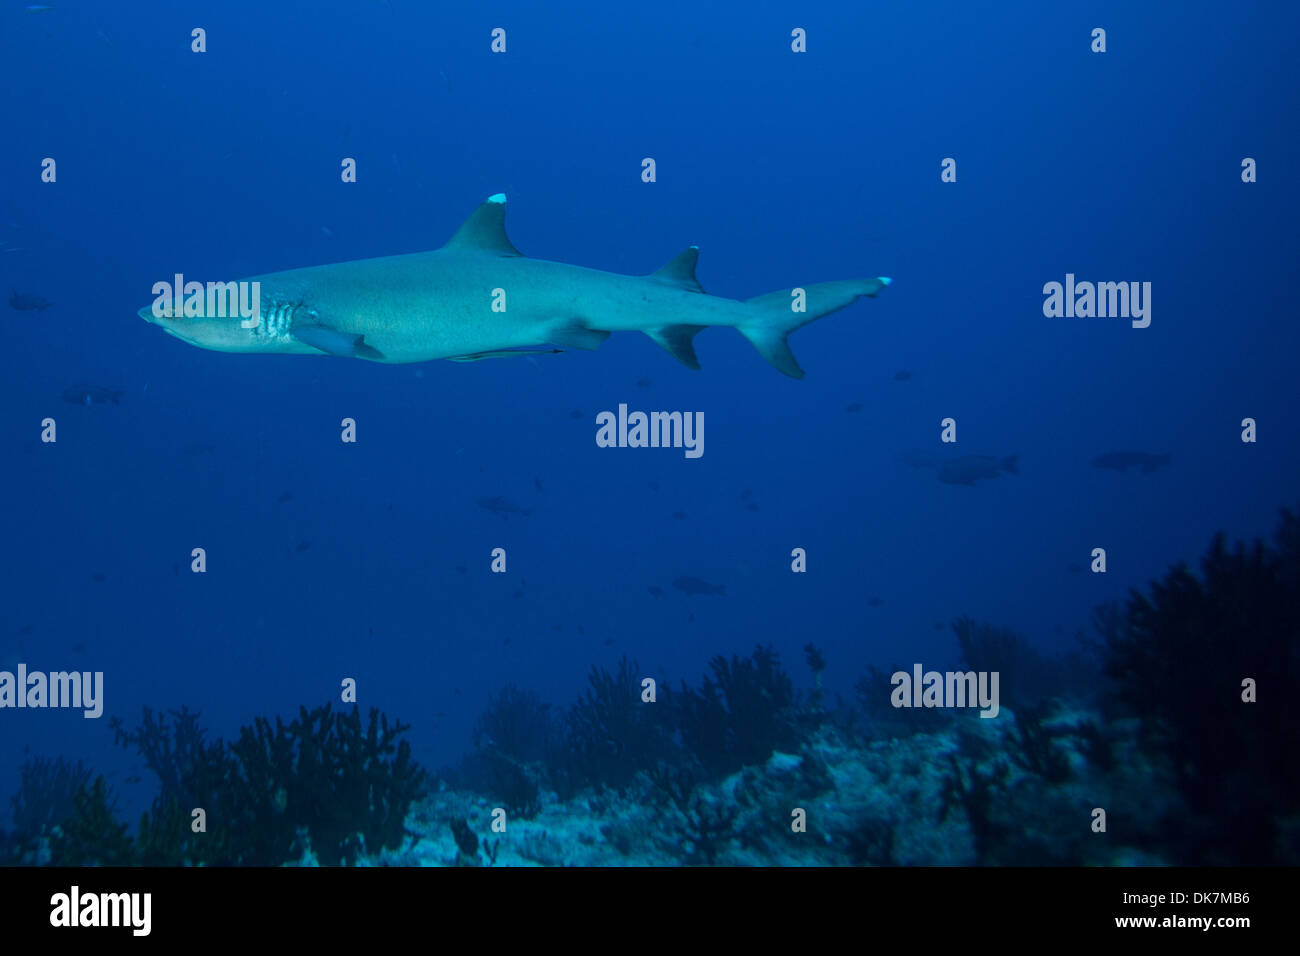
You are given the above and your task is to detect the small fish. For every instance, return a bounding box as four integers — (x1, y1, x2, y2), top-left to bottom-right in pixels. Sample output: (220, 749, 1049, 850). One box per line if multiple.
(741, 489, 753, 500)
(868, 596, 883, 607)
(647, 481, 660, 492)
(477, 495, 532, 518)
(10, 290, 54, 311)
(277, 491, 292, 504)
(672, 511, 687, 520)
(125, 776, 142, 786)
(673, 575, 725, 597)
(648, 585, 664, 598)
(24, 4, 55, 12)
(455, 565, 467, 575)
(62, 385, 123, 406)
(635, 377, 652, 388)
(295, 541, 311, 552)
(576, 626, 584, 635)
(534, 476, 544, 493)
(938, 454, 1019, 486)
(845, 402, 863, 413)
(603, 638, 615, 646)
(1067, 563, 1083, 573)
(72, 643, 85, 653)
(1090, 451, 1171, 475)
(512, 589, 524, 599)
(503, 636, 512, 645)
(551, 624, 562, 631)
(745, 502, 759, 512)
(570, 409, 582, 419)
(92, 572, 106, 583)
(894, 370, 912, 381)
(320, 226, 335, 238)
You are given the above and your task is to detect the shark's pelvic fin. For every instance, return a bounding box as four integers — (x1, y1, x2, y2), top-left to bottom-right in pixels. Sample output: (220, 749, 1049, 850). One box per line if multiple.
(545, 322, 611, 351)
(443, 193, 523, 257)
(293, 325, 385, 360)
(650, 246, 705, 293)
(644, 324, 706, 369)
(741, 277, 892, 378)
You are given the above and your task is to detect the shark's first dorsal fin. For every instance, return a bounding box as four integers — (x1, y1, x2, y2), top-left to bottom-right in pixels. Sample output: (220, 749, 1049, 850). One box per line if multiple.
(650, 246, 704, 293)
(444, 193, 523, 257)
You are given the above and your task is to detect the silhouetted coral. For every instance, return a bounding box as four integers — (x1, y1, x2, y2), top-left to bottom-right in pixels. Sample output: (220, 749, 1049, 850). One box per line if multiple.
(1102, 508, 1300, 864)
(1007, 703, 1071, 784)
(953, 616, 1097, 708)
(106, 702, 427, 865)
(675, 645, 806, 778)
(10, 756, 93, 839)
(48, 776, 134, 866)
(472, 683, 555, 764)
(562, 656, 678, 792)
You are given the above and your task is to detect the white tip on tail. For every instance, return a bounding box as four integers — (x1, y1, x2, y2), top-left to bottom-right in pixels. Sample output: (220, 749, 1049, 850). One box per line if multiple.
(880, 276, 892, 285)
(487, 193, 506, 204)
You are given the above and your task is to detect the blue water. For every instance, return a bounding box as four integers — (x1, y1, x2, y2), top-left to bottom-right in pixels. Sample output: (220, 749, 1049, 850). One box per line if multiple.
(2, 2, 1296, 862)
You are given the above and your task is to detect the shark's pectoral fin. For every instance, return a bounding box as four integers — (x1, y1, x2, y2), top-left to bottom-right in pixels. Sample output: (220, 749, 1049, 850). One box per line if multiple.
(645, 324, 706, 369)
(546, 322, 610, 351)
(293, 325, 385, 360)
(447, 347, 563, 362)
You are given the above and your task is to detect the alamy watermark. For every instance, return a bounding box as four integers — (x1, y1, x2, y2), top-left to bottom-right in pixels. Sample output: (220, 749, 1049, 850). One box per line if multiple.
(595, 404, 704, 459)
(1042, 274, 1151, 328)
(0, 664, 103, 718)
(50, 886, 150, 936)
(150, 274, 262, 328)
(891, 664, 1000, 718)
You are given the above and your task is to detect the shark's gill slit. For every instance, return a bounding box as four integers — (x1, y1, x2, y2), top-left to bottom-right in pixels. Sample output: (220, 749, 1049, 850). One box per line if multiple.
(258, 300, 310, 342)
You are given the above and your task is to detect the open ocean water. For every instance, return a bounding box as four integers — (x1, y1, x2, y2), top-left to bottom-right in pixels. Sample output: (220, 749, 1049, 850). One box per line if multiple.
(1, 0, 1297, 880)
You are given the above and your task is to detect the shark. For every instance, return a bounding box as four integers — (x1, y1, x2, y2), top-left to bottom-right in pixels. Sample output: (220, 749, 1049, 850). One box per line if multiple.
(138, 194, 891, 378)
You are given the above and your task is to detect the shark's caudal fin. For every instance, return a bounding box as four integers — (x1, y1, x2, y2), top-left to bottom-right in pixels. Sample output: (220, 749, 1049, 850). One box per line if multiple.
(740, 277, 891, 378)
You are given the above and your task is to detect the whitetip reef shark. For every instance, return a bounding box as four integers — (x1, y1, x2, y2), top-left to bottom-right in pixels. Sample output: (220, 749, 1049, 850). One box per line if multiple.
(138, 194, 890, 378)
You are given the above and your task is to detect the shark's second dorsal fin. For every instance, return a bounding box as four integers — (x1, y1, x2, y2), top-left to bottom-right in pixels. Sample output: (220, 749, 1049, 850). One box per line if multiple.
(444, 193, 523, 257)
(650, 246, 704, 293)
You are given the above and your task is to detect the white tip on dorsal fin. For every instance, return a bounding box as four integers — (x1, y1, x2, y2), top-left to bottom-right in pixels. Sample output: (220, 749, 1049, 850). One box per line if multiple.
(444, 194, 522, 256)
(649, 245, 704, 293)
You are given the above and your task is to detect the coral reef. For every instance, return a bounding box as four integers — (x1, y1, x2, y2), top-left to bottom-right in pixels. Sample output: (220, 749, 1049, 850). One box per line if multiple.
(41, 703, 426, 866)
(1101, 508, 1300, 864)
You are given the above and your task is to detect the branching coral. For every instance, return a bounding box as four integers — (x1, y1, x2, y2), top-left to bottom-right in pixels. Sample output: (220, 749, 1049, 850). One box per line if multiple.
(1102, 509, 1300, 864)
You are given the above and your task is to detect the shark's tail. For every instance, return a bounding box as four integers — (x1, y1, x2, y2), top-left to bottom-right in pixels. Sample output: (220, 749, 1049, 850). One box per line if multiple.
(740, 277, 891, 378)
